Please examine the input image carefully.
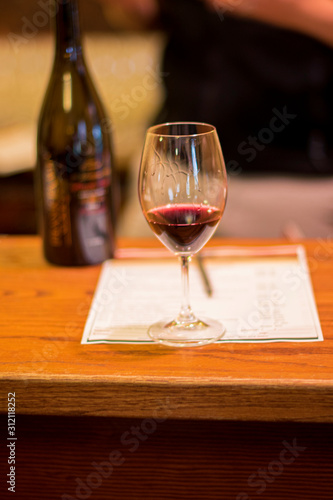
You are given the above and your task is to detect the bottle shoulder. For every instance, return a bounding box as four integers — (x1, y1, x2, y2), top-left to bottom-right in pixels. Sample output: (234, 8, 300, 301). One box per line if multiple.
(37, 60, 112, 149)
(40, 58, 107, 116)
(43, 70, 89, 108)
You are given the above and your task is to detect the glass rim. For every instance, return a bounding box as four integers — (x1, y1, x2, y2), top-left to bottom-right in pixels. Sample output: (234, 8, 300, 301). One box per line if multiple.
(146, 121, 217, 137)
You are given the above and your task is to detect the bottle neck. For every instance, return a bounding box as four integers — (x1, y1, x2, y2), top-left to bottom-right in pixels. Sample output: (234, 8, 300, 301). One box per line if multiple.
(55, 0, 83, 62)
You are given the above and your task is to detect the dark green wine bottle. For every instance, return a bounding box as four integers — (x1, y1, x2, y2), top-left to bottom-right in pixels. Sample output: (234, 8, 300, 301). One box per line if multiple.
(36, 0, 116, 266)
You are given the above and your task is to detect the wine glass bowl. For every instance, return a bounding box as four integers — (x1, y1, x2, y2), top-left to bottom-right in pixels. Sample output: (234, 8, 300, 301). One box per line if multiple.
(138, 122, 228, 346)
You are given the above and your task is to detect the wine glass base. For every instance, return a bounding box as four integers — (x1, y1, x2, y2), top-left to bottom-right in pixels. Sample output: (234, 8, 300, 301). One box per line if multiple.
(148, 318, 225, 347)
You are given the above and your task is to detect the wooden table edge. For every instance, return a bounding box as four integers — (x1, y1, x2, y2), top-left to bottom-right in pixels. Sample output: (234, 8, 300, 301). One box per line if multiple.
(3, 375, 333, 422)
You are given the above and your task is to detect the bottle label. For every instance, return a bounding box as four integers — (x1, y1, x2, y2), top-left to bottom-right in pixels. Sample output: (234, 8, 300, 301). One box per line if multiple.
(42, 157, 112, 249)
(44, 160, 72, 247)
(69, 158, 111, 193)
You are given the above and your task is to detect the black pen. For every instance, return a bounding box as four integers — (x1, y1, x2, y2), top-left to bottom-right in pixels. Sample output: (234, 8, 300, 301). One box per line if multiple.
(196, 253, 213, 297)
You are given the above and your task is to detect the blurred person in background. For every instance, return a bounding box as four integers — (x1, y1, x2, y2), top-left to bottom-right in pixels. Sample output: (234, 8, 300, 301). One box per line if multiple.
(100, 0, 333, 238)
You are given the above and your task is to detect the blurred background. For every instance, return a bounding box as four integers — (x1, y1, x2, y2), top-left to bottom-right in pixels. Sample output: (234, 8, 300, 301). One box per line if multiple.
(0, 0, 164, 234)
(1, 0, 333, 239)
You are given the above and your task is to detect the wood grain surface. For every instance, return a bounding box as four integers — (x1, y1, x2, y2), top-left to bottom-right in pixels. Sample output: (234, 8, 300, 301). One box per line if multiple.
(1, 236, 333, 422)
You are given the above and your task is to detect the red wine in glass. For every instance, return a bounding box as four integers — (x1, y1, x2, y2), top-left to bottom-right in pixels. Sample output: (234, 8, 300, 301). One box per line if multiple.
(146, 203, 222, 255)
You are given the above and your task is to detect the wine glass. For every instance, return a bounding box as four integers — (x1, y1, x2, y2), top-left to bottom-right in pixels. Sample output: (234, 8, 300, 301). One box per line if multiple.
(138, 122, 228, 347)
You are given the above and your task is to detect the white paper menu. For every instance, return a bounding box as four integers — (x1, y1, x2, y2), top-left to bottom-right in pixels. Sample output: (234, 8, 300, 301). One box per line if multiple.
(81, 245, 323, 344)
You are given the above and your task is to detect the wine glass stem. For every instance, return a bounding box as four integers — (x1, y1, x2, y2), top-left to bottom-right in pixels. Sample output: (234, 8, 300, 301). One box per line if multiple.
(178, 256, 196, 323)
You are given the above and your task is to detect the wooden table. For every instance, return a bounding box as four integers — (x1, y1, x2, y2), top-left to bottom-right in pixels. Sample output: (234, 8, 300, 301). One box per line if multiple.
(1, 236, 333, 499)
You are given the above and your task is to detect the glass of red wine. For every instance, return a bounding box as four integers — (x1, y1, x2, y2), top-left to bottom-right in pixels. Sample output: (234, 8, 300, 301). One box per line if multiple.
(138, 122, 228, 346)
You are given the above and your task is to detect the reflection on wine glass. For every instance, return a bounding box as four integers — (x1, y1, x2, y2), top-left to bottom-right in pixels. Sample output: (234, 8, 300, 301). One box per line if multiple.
(138, 122, 228, 347)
